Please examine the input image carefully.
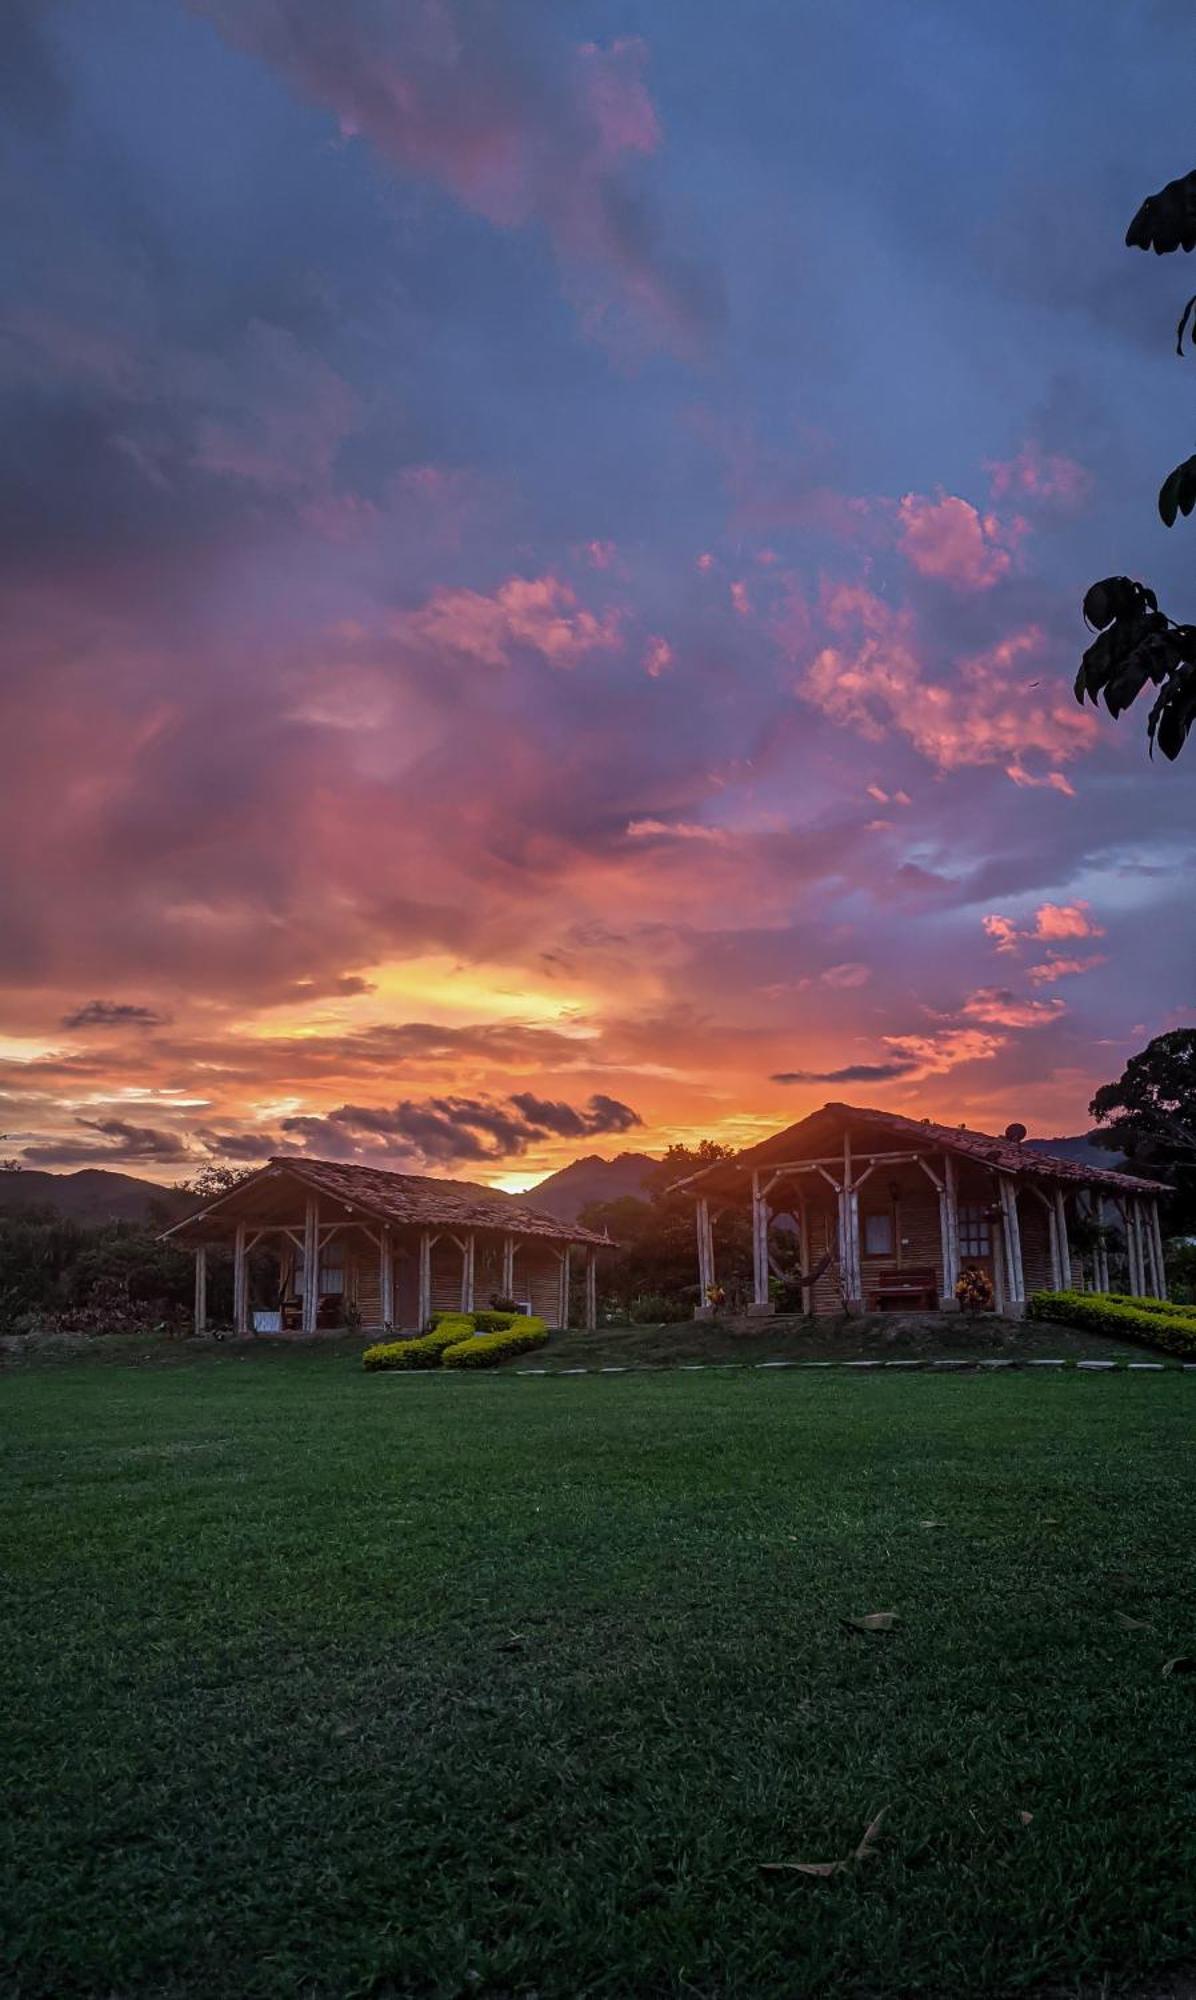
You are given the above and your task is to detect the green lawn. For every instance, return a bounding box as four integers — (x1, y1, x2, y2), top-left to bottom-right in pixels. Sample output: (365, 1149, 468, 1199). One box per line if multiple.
(3, 1353, 1196, 1999)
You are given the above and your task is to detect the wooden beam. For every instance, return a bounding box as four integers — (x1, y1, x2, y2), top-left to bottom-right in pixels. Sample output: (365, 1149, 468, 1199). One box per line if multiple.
(194, 1246, 207, 1337)
(461, 1231, 476, 1313)
(558, 1245, 571, 1329)
(233, 1221, 249, 1334)
(418, 1229, 432, 1329)
(501, 1233, 515, 1298)
(1151, 1199, 1168, 1302)
(585, 1247, 597, 1331)
(301, 1197, 319, 1334)
(380, 1225, 394, 1328)
(997, 1178, 1025, 1312)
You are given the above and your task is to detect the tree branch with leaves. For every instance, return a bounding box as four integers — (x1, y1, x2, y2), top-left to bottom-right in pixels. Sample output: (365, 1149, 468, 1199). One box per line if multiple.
(1076, 168, 1196, 758)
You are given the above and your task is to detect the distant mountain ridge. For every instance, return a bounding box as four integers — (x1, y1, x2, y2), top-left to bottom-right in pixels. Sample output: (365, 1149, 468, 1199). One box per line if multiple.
(516, 1151, 659, 1223)
(1023, 1133, 1129, 1173)
(0, 1168, 191, 1225)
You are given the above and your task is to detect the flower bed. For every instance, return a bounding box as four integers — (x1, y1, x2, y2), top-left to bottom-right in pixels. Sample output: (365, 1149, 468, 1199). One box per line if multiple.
(364, 1311, 548, 1371)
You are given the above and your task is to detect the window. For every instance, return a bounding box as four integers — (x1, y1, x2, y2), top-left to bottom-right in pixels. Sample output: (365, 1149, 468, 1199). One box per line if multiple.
(320, 1240, 345, 1296)
(958, 1204, 992, 1259)
(863, 1211, 894, 1257)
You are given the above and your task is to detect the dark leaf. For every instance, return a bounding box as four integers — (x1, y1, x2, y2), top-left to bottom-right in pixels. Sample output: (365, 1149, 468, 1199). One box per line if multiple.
(1126, 169, 1196, 254)
(1158, 455, 1196, 527)
(1177, 293, 1196, 355)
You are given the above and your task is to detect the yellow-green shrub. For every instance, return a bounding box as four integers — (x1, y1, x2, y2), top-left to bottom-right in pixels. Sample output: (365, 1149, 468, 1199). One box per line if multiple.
(442, 1317, 548, 1369)
(1106, 1293, 1190, 1319)
(362, 1317, 477, 1371)
(1028, 1290, 1196, 1359)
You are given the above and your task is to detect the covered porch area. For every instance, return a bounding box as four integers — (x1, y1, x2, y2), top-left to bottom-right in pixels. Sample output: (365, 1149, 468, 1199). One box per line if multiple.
(680, 1103, 1169, 1319)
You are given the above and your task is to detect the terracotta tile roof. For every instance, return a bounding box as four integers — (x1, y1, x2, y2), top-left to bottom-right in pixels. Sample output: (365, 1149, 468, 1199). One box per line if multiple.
(164, 1156, 610, 1246)
(679, 1101, 1170, 1197)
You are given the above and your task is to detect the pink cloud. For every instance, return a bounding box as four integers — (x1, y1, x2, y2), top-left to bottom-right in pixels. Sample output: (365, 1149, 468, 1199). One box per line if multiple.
(1028, 954, 1108, 984)
(982, 914, 1020, 953)
(730, 580, 752, 617)
(392, 574, 621, 669)
(643, 635, 673, 677)
(1033, 900, 1104, 943)
(1005, 760, 1076, 796)
(196, 7, 718, 353)
(961, 987, 1066, 1029)
(796, 584, 1097, 774)
(896, 491, 1016, 590)
(986, 442, 1092, 509)
(822, 962, 870, 989)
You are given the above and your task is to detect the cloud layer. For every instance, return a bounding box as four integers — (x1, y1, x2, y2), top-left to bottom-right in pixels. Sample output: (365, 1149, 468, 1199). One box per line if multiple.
(0, 2, 1193, 1184)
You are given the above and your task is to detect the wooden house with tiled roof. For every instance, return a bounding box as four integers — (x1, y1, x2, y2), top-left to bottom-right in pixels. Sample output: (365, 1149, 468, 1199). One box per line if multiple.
(674, 1102, 1169, 1318)
(162, 1156, 609, 1336)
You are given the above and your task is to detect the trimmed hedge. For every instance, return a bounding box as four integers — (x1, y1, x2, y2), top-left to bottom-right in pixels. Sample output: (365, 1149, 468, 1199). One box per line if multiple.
(362, 1317, 477, 1372)
(1106, 1293, 1191, 1320)
(442, 1317, 548, 1369)
(1028, 1289, 1196, 1359)
(363, 1311, 549, 1371)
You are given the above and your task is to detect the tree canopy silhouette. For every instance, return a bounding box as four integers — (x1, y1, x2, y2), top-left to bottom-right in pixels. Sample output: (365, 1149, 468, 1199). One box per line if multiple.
(1076, 168, 1196, 759)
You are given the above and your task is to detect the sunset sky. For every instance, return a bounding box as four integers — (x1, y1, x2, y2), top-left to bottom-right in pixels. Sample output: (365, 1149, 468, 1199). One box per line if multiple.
(2, 1, 1194, 1190)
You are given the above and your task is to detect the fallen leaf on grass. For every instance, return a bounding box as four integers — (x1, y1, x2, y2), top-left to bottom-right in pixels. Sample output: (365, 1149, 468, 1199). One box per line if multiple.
(1017, 1810, 1034, 1826)
(1113, 1613, 1154, 1632)
(842, 1612, 900, 1633)
(1162, 1656, 1196, 1678)
(918, 1519, 947, 1530)
(496, 1634, 528, 1652)
(761, 1807, 888, 1879)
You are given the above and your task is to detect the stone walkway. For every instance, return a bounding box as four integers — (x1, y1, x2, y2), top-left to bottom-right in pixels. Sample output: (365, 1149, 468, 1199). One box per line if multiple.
(497, 1356, 1192, 1377)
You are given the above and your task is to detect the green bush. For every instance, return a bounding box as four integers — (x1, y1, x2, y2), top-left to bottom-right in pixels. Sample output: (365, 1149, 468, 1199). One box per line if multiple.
(1028, 1290, 1196, 1359)
(1105, 1293, 1192, 1319)
(442, 1318, 549, 1369)
(471, 1309, 518, 1333)
(362, 1317, 477, 1372)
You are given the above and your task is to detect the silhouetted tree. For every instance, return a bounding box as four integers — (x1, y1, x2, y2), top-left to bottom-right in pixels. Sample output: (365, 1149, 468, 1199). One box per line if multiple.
(1090, 1028, 1196, 1231)
(1077, 170, 1196, 758)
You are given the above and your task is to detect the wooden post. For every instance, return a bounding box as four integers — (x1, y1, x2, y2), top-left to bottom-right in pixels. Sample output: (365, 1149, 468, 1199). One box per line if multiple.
(194, 1245, 207, 1336)
(1046, 1192, 1064, 1292)
(461, 1231, 476, 1313)
(585, 1247, 598, 1331)
(1144, 1200, 1160, 1296)
(1092, 1193, 1108, 1293)
(418, 1230, 432, 1329)
(233, 1222, 249, 1334)
(1151, 1199, 1168, 1301)
(1056, 1192, 1080, 1288)
(997, 1178, 1025, 1313)
(501, 1234, 515, 1298)
(695, 1196, 713, 1310)
(797, 1191, 813, 1316)
(380, 1226, 394, 1328)
(750, 1172, 773, 1313)
(558, 1246, 571, 1328)
(301, 1198, 319, 1334)
(939, 1153, 960, 1307)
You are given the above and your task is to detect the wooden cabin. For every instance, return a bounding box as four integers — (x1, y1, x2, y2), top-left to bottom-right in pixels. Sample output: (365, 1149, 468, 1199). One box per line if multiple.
(676, 1101, 1169, 1316)
(161, 1156, 609, 1335)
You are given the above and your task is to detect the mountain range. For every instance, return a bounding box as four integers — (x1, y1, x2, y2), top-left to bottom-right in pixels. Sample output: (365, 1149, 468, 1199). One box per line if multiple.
(0, 1136, 1129, 1232)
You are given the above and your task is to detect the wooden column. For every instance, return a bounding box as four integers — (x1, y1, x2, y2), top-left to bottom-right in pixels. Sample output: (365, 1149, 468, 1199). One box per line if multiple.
(1151, 1199, 1168, 1301)
(461, 1231, 476, 1313)
(997, 1178, 1025, 1314)
(379, 1225, 394, 1328)
(750, 1172, 772, 1312)
(233, 1222, 249, 1334)
(418, 1230, 432, 1329)
(838, 1130, 862, 1309)
(558, 1246, 571, 1328)
(695, 1196, 713, 1307)
(585, 1247, 598, 1331)
(1090, 1192, 1107, 1293)
(797, 1192, 813, 1316)
(193, 1246, 207, 1336)
(501, 1234, 515, 1299)
(939, 1153, 960, 1307)
(1136, 1200, 1157, 1298)
(301, 1198, 319, 1334)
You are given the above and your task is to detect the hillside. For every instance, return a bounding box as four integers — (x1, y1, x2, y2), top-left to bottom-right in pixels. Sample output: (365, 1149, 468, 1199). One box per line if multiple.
(1024, 1134, 1129, 1174)
(517, 1151, 659, 1223)
(0, 1168, 191, 1226)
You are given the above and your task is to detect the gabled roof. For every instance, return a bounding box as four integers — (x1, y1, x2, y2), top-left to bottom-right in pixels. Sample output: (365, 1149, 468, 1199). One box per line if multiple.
(162, 1156, 610, 1246)
(677, 1101, 1170, 1197)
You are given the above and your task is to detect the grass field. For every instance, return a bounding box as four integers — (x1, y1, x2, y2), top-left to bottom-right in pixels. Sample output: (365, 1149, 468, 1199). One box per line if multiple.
(4, 1350, 1196, 1998)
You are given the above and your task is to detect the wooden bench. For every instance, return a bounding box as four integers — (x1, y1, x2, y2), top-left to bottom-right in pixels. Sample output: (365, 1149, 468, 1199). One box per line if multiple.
(868, 1266, 938, 1312)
